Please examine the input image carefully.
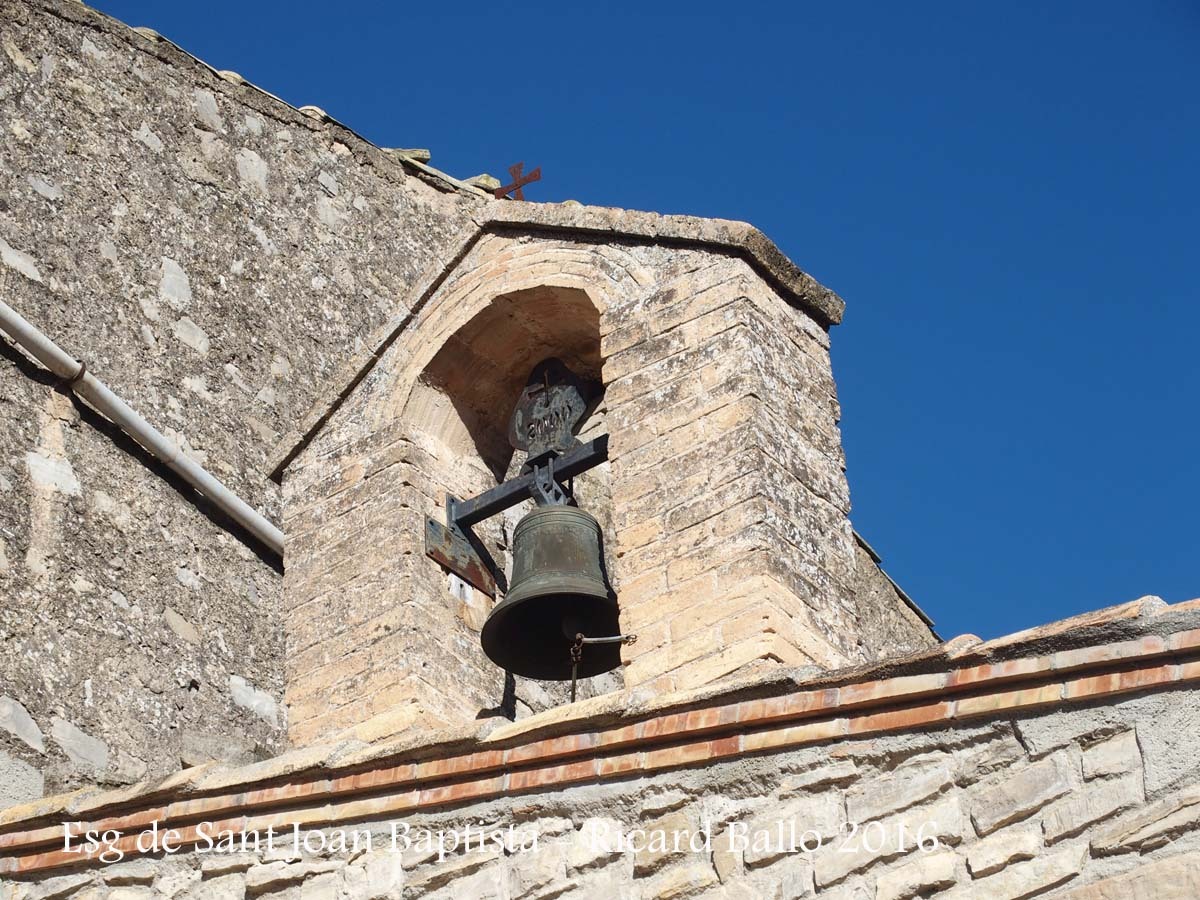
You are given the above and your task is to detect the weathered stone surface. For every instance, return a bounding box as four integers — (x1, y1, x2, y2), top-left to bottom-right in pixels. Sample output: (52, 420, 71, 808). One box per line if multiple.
(1083, 730, 1140, 779)
(875, 849, 957, 900)
(568, 818, 622, 874)
(402, 851, 499, 893)
(945, 845, 1086, 899)
(198, 855, 258, 878)
(1042, 772, 1142, 842)
(643, 861, 719, 899)
(845, 752, 952, 823)
(954, 731, 1024, 783)
(745, 792, 844, 869)
(177, 873, 245, 900)
(634, 811, 698, 875)
(1091, 782, 1200, 854)
(779, 759, 858, 796)
(101, 859, 159, 885)
(23, 874, 94, 900)
(48, 718, 108, 772)
(244, 860, 339, 894)
(507, 843, 567, 898)
(964, 826, 1041, 877)
(0, 0, 475, 796)
(0, 696, 45, 752)
(1055, 851, 1200, 899)
(106, 888, 154, 900)
(814, 795, 964, 887)
(228, 676, 279, 728)
(0, 749, 44, 807)
(357, 849, 403, 898)
(968, 752, 1076, 835)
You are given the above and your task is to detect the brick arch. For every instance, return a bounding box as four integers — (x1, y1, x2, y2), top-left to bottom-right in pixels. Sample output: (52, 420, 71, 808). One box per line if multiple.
(379, 237, 650, 478)
(402, 284, 603, 479)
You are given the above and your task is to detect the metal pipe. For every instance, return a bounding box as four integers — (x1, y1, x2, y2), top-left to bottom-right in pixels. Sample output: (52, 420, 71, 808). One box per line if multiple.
(0, 298, 284, 555)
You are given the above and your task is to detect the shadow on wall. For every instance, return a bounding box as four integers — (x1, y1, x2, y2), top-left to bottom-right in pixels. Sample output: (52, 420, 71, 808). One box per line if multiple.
(404, 285, 603, 481)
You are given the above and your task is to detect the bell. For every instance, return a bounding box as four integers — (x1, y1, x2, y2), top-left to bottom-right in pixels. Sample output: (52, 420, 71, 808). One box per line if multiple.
(481, 505, 620, 680)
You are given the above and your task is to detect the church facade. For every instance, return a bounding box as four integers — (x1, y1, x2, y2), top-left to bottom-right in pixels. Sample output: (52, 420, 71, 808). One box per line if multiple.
(1, 1, 1197, 897)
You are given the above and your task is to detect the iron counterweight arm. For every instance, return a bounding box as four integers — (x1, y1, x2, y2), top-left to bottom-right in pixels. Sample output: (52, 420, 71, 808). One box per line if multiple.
(451, 435, 608, 527)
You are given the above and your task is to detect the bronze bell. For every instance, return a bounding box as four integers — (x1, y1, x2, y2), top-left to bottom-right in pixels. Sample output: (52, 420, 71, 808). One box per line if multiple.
(480, 505, 620, 680)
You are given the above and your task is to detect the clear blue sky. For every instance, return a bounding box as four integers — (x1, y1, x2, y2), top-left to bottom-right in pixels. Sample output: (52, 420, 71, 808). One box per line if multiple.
(92, 0, 1198, 641)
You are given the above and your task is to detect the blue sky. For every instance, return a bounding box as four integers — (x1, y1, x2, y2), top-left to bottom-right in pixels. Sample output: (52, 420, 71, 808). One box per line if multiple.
(91, 0, 1199, 641)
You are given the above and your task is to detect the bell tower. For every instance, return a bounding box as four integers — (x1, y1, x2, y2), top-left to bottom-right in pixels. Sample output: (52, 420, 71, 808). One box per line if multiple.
(272, 204, 936, 746)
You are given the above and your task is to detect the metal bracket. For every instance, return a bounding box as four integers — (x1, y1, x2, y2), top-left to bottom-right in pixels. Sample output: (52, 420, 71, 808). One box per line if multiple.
(424, 435, 608, 596)
(530, 457, 569, 507)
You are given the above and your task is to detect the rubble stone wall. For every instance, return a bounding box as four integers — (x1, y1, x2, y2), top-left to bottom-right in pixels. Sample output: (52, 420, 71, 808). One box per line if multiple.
(6, 686, 1198, 899)
(0, 0, 477, 799)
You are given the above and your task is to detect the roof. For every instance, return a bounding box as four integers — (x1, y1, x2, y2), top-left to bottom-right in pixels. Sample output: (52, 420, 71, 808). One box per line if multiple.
(2, 595, 1197, 876)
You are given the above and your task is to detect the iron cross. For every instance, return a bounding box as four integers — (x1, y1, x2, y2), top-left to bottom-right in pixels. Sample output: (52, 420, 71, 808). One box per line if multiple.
(494, 162, 542, 200)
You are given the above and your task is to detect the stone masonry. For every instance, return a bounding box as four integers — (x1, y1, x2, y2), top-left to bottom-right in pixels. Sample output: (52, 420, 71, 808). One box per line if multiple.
(0, 0, 477, 798)
(1, 597, 1198, 897)
(6, 3, 1195, 899)
(278, 211, 935, 746)
(0, 0, 935, 803)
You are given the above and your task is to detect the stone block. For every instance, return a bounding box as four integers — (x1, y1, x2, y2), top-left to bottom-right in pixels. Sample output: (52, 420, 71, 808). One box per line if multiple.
(779, 759, 858, 796)
(1091, 782, 1200, 854)
(403, 851, 500, 893)
(968, 751, 1077, 835)
(176, 874, 246, 900)
(49, 718, 109, 772)
(875, 849, 957, 900)
(954, 732, 1025, 784)
(507, 843, 567, 898)
(24, 875, 94, 900)
(244, 860, 340, 895)
(634, 811, 697, 876)
(568, 818, 623, 873)
(0, 695, 45, 752)
(1042, 772, 1143, 843)
(642, 861, 719, 899)
(199, 855, 259, 878)
(298, 872, 339, 900)
(101, 859, 159, 885)
(107, 889, 155, 900)
(814, 795, 963, 887)
(1054, 851, 1200, 899)
(965, 825, 1041, 877)
(1083, 730, 1140, 779)
(945, 845, 1085, 900)
(744, 792, 844, 869)
(845, 753, 952, 823)
(358, 850, 404, 898)
(711, 827, 742, 883)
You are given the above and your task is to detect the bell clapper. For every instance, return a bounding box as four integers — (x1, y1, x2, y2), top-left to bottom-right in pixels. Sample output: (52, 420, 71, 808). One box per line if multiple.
(570, 634, 584, 702)
(568, 633, 639, 703)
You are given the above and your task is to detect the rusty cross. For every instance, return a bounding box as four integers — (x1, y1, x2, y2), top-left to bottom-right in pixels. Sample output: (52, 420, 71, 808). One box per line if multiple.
(494, 161, 541, 200)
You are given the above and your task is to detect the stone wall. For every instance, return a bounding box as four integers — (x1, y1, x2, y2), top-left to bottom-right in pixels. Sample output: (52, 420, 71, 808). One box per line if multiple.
(131, 702, 1200, 899)
(849, 539, 935, 662)
(4, 602, 1195, 897)
(0, 0, 478, 798)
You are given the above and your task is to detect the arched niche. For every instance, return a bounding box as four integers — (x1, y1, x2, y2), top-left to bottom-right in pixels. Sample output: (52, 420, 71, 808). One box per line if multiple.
(396, 282, 621, 714)
(401, 285, 604, 482)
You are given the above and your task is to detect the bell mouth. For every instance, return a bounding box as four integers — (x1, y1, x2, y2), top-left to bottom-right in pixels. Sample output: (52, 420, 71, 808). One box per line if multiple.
(481, 589, 621, 681)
